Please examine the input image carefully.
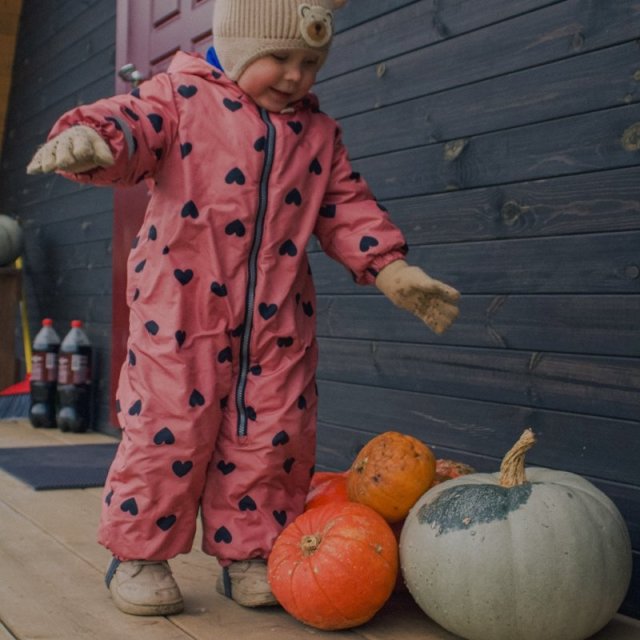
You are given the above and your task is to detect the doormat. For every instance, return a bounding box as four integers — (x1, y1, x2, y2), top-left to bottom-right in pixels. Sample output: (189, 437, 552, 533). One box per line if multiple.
(0, 443, 119, 490)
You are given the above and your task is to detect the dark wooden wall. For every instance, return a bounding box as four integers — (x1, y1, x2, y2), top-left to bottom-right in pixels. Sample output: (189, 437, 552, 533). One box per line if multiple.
(313, 0, 640, 617)
(0, 0, 638, 619)
(0, 0, 117, 433)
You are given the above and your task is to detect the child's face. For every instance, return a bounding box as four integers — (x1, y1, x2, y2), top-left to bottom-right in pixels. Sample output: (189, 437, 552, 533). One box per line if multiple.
(238, 49, 321, 112)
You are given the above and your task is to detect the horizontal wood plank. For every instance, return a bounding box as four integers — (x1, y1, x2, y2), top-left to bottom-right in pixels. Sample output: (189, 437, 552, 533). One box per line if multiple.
(316, 293, 640, 357)
(338, 41, 640, 158)
(325, 0, 560, 76)
(376, 167, 640, 245)
(317, 0, 640, 117)
(315, 379, 640, 485)
(348, 103, 640, 198)
(316, 337, 640, 421)
(310, 230, 640, 294)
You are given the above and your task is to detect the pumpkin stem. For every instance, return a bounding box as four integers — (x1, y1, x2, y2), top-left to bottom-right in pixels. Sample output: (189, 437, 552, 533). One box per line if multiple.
(301, 534, 321, 556)
(499, 428, 536, 488)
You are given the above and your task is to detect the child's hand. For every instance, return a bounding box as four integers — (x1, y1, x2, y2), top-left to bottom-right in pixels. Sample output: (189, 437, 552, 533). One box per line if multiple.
(27, 126, 114, 175)
(376, 260, 460, 334)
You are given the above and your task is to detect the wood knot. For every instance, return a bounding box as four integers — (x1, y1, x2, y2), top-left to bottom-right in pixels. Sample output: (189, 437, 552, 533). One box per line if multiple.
(500, 200, 523, 225)
(622, 123, 640, 151)
(444, 138, 467, 161)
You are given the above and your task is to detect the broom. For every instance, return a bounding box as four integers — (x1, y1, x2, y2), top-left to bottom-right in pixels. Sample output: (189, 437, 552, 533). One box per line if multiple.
(0, 256, 32, 419)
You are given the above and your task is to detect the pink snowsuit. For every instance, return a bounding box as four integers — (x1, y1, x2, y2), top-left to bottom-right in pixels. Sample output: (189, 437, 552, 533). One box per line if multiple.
(50, 52, 407, 564)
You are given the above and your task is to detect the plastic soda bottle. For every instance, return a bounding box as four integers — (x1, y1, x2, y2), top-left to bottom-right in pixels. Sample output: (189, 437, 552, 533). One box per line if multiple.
(57, 320, 92, 432)
(29, 318, 61, 428)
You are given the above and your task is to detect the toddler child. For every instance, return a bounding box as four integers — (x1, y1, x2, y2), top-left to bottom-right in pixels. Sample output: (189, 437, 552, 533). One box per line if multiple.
(27, 0, 460, 616)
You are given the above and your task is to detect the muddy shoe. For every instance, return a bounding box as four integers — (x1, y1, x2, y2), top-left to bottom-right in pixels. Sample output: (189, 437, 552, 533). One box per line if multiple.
(216, 559, 278, 607)
(106, 558, 184, 616)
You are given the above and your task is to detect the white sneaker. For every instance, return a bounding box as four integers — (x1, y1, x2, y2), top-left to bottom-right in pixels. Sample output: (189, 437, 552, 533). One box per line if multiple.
(216, 559, 278, 607)
(106, 559, 184, 616)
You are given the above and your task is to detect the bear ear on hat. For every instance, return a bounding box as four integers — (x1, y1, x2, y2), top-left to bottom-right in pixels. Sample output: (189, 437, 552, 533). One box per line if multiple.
(331, 0, 348, 8)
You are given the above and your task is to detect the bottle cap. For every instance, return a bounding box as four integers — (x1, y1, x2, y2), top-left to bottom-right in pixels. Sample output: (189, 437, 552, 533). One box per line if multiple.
(42, 318, 53, 326)
(71, 320, 83, 328)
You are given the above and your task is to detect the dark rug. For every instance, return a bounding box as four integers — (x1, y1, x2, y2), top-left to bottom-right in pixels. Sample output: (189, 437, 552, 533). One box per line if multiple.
(0, 443, 119, 490)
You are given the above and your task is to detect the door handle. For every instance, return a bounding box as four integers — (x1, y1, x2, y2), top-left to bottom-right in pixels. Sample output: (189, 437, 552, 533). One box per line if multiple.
(118, 63, 145, 87)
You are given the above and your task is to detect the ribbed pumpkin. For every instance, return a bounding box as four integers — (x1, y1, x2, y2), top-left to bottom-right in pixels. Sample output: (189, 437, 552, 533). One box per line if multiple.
(304, 471, 350, 511)
(268, 502, 398, 630)
(0, 214, 23, 267)
(400, 429, 633, 640)
(347, 431, 436, 523)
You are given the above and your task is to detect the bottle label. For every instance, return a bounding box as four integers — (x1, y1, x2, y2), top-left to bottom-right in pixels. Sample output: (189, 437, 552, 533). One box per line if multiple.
(31, 351, 58, 383)
(59, 353, 91, 385)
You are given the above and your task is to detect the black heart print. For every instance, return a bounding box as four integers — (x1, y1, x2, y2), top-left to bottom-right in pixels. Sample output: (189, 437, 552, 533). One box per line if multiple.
(287, 121, 303, 134)
(128, 349, 136, 366)
(180, 142, 193, 158)
(147, 113, 163, 133)
(120, 498, 138, 515)
(272, 431, 290, 446)
(309, 158, 322, 175)
(174, 269, 193, 286)
(285, 189, 302, 206)
(225, 220, 246, 237)
(259, 303, 278, 320)
(254, 137, 265, 152)
(211, 282, 228, 297)
(283, 458, 295, 474)
(279, 240, 297, 257)
(175, 330, 186, 347)
(239, 496, 257, 511)
(303, 302, 314, 317)
(145, 321, 159, 335)
(215, 526, 232, 543)
(105, 490, 113, 505)
(123, 106, 139, 121)
(189, 389, 205, 407)
(223, 98, 242, 112)
(156, 515, 177, 531)
(319, 204, 336, 218)
(134, 260, 146, 273)
(217, 460, 236, 475)
(218, 347, 232, 363)
(277, 337, 293, 348)
(128, 400, 142, 416)
(225, 168, 246, 185)
(273, 510, 287, 526)
(181, 200, 199, 219)
(148, 225, 157, 240)
(154, 427, 175, 445)
(177, 84, 198, 98)
(297, 395, 307, 410)
(172, 460, 193, 478)
(360, 236, 379, 252)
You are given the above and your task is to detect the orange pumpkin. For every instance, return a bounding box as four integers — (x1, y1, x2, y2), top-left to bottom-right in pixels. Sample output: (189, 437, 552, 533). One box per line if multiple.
(268, 502, 398, 630)
(347, 431, 436, 523)
(305, 471, 350, 510)
(433, 458, 476, 485)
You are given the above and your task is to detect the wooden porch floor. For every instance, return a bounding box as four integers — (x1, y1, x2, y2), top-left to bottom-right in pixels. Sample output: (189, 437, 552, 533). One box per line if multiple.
(0, 419, 638, 640)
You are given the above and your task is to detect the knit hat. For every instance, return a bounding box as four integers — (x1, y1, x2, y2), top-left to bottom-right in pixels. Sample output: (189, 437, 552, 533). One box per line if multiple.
(213, 0, 347, 81)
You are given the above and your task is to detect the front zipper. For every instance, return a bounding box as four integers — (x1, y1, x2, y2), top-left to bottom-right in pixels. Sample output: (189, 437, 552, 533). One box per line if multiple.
(235, 108, 276, 437)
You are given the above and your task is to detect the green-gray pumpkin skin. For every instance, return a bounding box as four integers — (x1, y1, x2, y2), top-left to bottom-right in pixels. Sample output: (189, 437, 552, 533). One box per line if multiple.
(400, 467, 632, 640)
(0, 215, 23, 266)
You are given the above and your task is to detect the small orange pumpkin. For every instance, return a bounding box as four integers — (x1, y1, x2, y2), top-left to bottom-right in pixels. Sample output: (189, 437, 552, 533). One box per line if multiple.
(432, 458, 475, 485)
(305, 470, 350, 510)
(347, 431, 436, 523)
(268, 502, 398, 630)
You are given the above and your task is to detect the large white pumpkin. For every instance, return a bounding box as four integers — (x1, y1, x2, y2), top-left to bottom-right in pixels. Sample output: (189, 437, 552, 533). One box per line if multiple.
(400, 430, 632, 640)
(0, 215, 24, 266)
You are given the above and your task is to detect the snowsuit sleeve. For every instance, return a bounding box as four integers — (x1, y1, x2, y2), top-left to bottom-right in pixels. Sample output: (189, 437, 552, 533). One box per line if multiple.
(48, 73, 179, 187)
(314, 126, 408, 285)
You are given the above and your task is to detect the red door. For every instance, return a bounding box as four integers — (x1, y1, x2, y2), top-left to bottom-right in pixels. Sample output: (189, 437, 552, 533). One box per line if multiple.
(111, 0, 215, 425)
